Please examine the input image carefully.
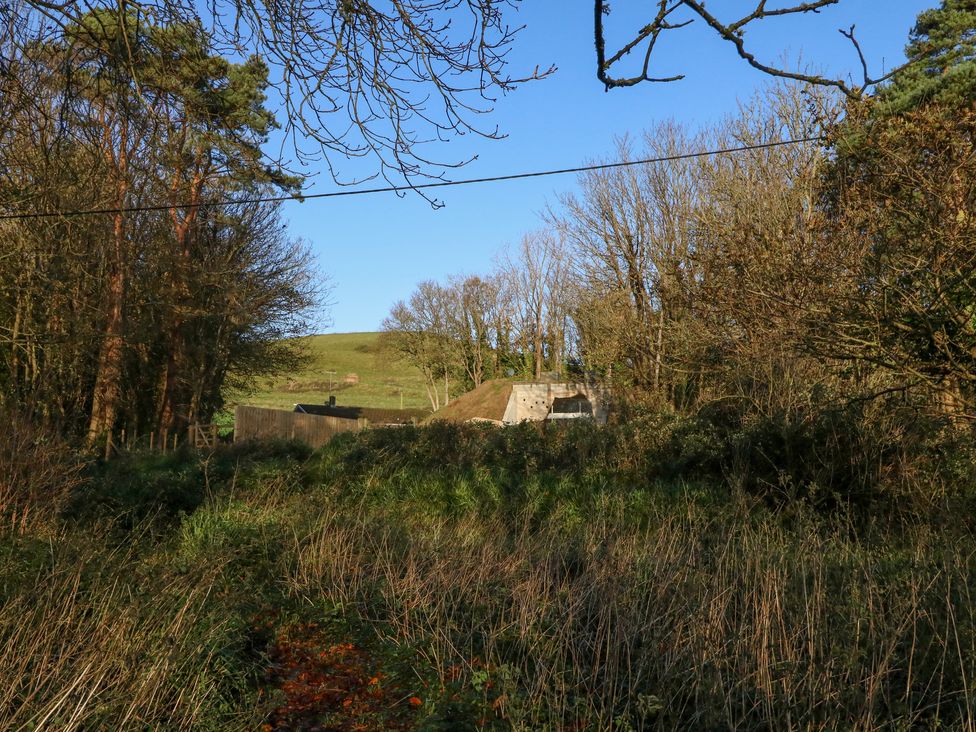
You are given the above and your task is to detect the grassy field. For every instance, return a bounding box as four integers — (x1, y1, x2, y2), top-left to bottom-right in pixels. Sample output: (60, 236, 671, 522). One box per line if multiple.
(227, 332, 433, 413)
(5, 420, 976, 730)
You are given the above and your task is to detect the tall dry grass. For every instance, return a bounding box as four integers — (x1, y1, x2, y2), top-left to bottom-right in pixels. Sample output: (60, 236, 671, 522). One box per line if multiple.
(0, 532, 263, 731)
(3, 424, 976, 730)
(289, 498, 976, 730)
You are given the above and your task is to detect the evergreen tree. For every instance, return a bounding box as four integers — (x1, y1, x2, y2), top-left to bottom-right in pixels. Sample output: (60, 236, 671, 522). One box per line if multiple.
(0, 13, 317, 442)
(878, 0, 976, 114)
(818, 2, 976, 416)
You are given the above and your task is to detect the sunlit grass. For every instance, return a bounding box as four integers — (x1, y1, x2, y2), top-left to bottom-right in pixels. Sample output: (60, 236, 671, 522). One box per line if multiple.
(226, 332, 432, 412)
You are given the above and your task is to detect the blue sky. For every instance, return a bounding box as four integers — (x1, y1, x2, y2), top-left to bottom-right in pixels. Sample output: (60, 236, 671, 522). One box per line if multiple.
(275, 1, 934, 334)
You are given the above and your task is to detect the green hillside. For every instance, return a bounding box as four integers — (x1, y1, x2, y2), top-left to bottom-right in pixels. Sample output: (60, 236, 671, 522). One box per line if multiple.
(227, 332, 432, 412)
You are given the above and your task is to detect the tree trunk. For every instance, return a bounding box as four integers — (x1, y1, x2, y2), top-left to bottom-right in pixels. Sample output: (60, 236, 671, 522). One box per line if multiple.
(533, 312, 544, 381)
(159, 168, 204, 433)
(653, 306, 664, 394)
(939, 376, 967, 425)
(9, 291, 22, 394)
(87, 210, 126, 446)
(87, 109, 130, 447)
(422, 366, 440, 411)
(157, 331, 185, 432)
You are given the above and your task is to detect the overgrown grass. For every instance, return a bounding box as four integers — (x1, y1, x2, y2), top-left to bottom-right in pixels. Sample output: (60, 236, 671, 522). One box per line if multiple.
(3, 419, 976, 729)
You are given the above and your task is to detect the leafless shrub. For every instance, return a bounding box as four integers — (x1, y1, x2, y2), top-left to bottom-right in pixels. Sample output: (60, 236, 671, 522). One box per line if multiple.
(0, 404, 85, 535)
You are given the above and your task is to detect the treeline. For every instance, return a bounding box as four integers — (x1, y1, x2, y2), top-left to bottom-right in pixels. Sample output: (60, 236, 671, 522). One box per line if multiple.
(0, 10, 318, 444)
(380, 231, 571, 410)
(385, 3, 976, 437)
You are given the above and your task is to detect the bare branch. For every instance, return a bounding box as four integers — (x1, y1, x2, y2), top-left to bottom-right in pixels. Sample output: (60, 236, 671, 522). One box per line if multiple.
(8, 0, 555, 188)
(595, 0, 925, 99)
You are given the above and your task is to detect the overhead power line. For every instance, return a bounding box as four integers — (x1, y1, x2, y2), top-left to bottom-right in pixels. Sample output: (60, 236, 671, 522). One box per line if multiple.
(0, 136, 826, 221)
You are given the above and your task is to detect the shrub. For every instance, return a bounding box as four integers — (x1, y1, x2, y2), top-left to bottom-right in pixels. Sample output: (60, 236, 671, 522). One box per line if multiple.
(0, 404, 86, 535)
(70, 438, 313, 528)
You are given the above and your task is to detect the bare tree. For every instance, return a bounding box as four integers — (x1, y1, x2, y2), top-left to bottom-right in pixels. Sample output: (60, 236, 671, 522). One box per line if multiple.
(10, 0, 922, 194)
(381, 281, 454, 411)
(6, 0, 553, 187)
(555, 138, 657, 388)
(444, 275, 505, 389)
(594, 1, 920, 97)
(552, 82, 843, 413)
(498, 230, 569, 380)
(690, 82, 840, 416)
(553, 124, 701, 398)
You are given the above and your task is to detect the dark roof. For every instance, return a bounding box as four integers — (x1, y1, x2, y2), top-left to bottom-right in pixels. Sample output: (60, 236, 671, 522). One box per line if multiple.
(294, 404, 428, 424)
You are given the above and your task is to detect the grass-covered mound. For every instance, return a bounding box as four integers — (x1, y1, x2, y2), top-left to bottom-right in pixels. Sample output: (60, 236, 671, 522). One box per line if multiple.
(426, 379, 514, 423)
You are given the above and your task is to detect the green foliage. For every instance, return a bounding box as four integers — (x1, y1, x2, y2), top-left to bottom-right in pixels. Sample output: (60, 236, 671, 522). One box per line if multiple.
(6, 416, 976, 728)
(178, 501, 278, 563)
(0, 11, 317, 444)
(879, 0, 976, 114)
(317, 407, 975, 522)
(822, 5, 976, 412)
(64, 8, 297, 191)
(77, 448, 208, 523)
(822, 101, 976, 412)
(70, 438, 311, 527)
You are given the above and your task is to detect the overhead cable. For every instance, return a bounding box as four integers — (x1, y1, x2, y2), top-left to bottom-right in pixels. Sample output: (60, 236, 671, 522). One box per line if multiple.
(0, 136, 826, 221)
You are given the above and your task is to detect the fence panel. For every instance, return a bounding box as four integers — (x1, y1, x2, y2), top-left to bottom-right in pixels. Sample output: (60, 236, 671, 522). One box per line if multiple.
(234, 406, 365, 448)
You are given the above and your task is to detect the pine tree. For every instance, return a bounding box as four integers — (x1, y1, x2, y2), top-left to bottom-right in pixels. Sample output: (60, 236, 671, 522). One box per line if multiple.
(819, 2, 976, 417)
(878, 0, 976, 114)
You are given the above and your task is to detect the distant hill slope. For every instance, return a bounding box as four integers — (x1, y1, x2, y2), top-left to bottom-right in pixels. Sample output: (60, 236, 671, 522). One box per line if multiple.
(228, 332, 433, 412)
(426, 379, 514, 423)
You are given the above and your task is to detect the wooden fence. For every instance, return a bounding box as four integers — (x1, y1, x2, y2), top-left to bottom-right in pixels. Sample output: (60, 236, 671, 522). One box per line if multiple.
(99, 423, 223, 459)
(234, 405, 366, 448)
